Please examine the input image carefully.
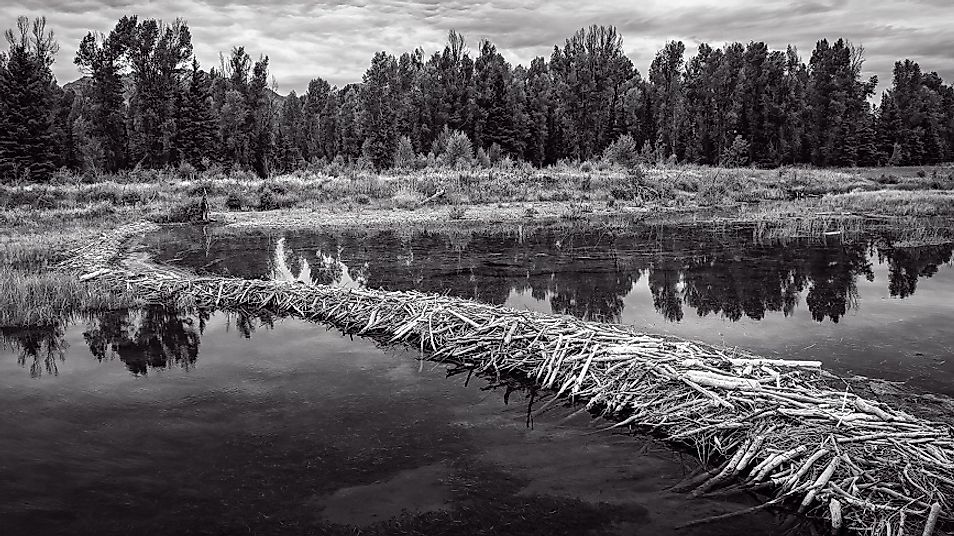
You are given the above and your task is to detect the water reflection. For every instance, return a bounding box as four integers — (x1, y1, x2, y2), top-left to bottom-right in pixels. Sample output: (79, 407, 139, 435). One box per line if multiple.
(150, 227, 953, 325)
(1, 308, 287, 378)
(0, 325, 66, 377)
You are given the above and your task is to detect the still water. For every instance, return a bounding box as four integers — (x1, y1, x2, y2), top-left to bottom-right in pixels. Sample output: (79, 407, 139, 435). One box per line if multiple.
(3, 221, 953, 535)
(1, 310, 786, 535)
(150, 222, 954, 394)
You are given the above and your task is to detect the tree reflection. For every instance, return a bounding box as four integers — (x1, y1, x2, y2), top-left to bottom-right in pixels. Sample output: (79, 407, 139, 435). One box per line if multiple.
(0, 324, 66, 377)
(158, 225, 954, 327)
(83, 307, 208, 375)
(879, 243, 954, 299)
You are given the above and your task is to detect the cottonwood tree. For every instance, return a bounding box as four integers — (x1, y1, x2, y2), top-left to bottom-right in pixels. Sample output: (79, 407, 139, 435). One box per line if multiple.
(74, 16, 136, 172)
(126, 18, 192, 168)
(550, 25, 638, 160)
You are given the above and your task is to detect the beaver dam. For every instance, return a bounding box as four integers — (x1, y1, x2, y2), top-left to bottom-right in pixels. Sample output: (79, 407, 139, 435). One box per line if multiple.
(60, 222, 953, 536)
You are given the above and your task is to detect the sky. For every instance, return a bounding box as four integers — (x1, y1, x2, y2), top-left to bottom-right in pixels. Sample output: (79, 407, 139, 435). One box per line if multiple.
(4, 0, 954, 96)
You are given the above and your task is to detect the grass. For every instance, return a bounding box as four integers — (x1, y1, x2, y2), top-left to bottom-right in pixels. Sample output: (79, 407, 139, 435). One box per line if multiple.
(1, 163, 953, 228)
(0, 229, 139, 326)
(0, 162, 952, 327)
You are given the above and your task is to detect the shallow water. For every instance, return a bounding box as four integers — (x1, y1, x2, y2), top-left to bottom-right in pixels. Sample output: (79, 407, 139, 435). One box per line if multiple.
(0, 310, 789, 535)
(149, 222, 954, 395)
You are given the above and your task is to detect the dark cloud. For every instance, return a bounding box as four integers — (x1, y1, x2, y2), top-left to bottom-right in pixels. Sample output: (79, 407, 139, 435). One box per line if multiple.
(3, 0, 951, 96)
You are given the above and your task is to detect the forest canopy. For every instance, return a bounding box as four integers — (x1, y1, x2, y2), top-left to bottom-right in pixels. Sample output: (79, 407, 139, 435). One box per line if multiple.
(1, 16, 953, 182)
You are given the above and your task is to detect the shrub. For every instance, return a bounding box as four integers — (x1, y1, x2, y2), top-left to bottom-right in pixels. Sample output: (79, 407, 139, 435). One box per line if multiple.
(488, 143, 503, 164)
(448, 205, 467, 220)
(720, 135, 751, 167)
(258, 188, 278, 211)
(607, 167, 648, 201)
(602, 135, 640, 169)
(225, 193, 244, 210)
(476, 147, 492, 169)
(393, 136, 417, 170)
(442, 131, 474, 168)
(160, 197, 210, 223)
(390, 189, 420, 210)
(430, 126, 453, 156)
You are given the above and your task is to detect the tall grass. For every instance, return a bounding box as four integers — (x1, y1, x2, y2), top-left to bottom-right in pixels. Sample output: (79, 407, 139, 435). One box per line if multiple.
(1, 163, 953, 228)
(0, 234, 138, 326)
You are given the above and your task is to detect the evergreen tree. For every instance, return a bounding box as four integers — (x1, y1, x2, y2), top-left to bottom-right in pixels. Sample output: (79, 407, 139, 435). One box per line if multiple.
(303, 77, 331, 160)
(279, 91, 307, 171)
(0, 17, 59, 180)
(175, 59, 216, 168)
(359, 51, 399, 168)
(806, 39, 877, 166)
(473, 40, 527, 157)
(246, 56, 272, 177)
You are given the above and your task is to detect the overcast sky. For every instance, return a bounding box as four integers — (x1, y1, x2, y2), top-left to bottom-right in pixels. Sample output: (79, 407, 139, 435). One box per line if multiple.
(5, 0, 953, 96)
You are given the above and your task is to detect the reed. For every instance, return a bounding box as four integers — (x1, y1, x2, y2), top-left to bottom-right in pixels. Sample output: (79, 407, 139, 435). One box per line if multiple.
(60, 222, 954, 535)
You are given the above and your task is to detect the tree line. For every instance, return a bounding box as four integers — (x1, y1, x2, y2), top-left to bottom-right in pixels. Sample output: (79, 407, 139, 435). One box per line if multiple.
(1, 15, 953, 181)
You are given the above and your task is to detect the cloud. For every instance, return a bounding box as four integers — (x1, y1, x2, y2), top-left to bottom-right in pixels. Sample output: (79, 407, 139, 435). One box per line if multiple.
(3, 0, 952, 96)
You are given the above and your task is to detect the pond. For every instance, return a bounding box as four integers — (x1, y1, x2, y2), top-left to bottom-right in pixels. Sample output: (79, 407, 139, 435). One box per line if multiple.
(150, 222, 954, 394)
(1, 309, 788, 535)
(2, 220, 953, 535)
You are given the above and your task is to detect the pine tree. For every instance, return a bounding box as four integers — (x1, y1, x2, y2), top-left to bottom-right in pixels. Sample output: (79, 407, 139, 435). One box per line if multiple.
(0, 17, 59, 181)
(550, 25, 638, 160)
(303, 77, 331, 160)
(393, 135, 416, 169)
(246, 56, 272, 177)
(473, 40, 523, 157)
(359, 52, 399, 169)
(175, 59, 216, 168)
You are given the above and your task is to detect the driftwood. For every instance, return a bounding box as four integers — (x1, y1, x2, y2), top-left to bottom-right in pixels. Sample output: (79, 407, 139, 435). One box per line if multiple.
(61, 222, 954, 536)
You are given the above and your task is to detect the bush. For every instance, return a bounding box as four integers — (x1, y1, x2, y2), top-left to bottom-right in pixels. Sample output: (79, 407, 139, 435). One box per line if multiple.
(448, 205, 467, 220)
(393, 136, 417, 170)
(160, 196, 210, 223)
(225, 193, 244, 210)
(476, 147, 492, 169)
(720, 135, 751, 167)
(257, 185, 282, 211)
(390, 189, 420, 210)
(607, 167, 648, 201)
(442, 131, 473, 168)
(602, 135, 640, 169)
(430, 126, 453, 156)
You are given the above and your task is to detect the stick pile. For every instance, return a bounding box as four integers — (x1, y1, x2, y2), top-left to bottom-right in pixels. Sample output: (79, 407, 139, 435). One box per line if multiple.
(62, 223, 954, 535)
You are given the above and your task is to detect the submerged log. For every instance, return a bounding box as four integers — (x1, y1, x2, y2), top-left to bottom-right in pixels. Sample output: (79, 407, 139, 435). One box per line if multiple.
(61, 222, 954, 536)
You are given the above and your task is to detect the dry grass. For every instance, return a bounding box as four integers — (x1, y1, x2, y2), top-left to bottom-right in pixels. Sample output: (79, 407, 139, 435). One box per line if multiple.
(0, 226, 139, 326)
(818, 190, 954, 217)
